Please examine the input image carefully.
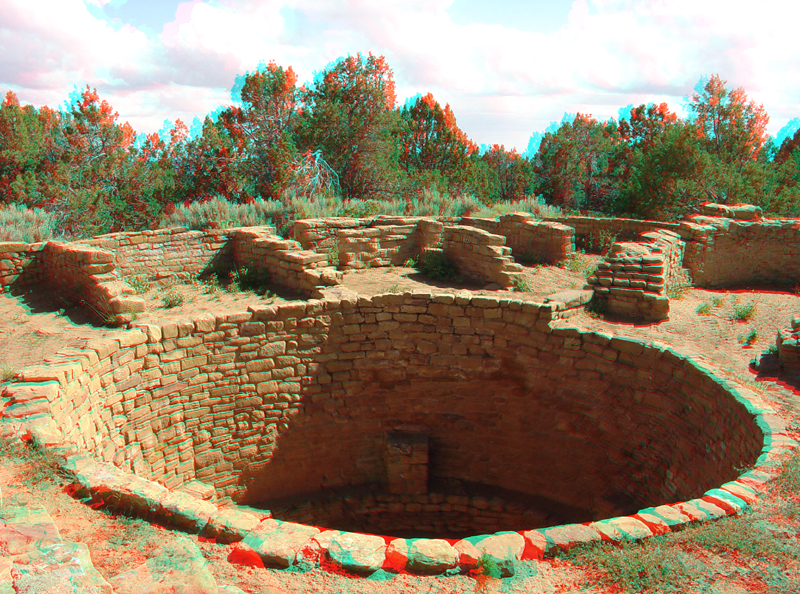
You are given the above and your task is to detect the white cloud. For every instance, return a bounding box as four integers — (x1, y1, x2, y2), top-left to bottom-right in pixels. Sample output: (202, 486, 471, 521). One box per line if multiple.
(2, 0, 800, 149)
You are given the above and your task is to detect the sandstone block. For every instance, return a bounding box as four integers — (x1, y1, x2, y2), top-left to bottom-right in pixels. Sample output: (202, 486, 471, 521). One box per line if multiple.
(327, 532, 386, 574)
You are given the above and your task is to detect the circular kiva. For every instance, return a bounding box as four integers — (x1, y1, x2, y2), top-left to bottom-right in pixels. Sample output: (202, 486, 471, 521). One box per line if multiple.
(3, 292, 794, 577)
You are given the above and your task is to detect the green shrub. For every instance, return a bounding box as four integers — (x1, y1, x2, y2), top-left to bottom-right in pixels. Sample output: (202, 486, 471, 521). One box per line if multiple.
(511, 275, 531, 292)
(161, 289, 184, 308)
(739, 329, 758, 345)
(418, 250, 460, 281)
(326, 245, 339, 267)
(403, 256, 418, 268)
(732, 301, 757, 321)
(0, 203, 60, 242)
(124, 275, 151, 295)
(229, 267, 271, 295)
(584, 229, 618, 255)
(159, 196, 287, 231)
(0, 362, 14, 382)
(562, 250, 594, 275)
(696, 302, 712, 314)
(477, 553, 504, 579)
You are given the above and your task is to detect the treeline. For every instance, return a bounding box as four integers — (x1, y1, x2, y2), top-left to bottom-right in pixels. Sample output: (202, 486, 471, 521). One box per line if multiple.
(1, 53, 799, 238)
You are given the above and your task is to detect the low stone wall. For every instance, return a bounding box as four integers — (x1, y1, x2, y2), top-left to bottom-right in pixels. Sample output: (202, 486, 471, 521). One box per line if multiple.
(232, 229, 341, 296)
(272, 489, 549, 539)
(461, 213, 575, 264)
(587, 229, 683, 321)
(337, 225, 419, 270)
(777, 316, 800, 375)
(0, 242, 41, 289)
(4, 293, 765, 513)
(294, 218, 371, 253)
(84, 227, 237, 284)
(38, 242, 146, 325)
(542, 215, 680, 251)
(680, 216, 800, 288)
(439, 226, 525, 288)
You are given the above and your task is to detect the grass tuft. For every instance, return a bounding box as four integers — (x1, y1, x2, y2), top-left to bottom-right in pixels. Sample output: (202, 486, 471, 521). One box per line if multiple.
(511, 275, 531, 292)
(0, 361, 15, 382)
(0, 203, 60, 242)
(160, 288, 184, 308)
(732, 301, 757, 321)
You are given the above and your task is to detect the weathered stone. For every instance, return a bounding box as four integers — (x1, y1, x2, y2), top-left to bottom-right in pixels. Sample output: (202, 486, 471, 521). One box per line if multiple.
(464, 532, 524, 577)
(241, 519, 320, 568)
(327, 532, 386, 574)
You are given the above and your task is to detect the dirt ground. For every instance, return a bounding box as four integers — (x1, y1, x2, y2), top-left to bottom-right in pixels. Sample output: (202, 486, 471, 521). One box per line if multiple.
(1, 257, 799, 593)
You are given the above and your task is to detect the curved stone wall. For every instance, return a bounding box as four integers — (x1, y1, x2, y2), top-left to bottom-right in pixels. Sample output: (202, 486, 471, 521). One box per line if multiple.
(2, 291, 793, 576)
(15, 293, 762, 516)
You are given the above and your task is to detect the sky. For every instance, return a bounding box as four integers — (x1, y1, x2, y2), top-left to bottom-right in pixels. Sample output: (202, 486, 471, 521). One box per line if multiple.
(2, 0, 800, 155)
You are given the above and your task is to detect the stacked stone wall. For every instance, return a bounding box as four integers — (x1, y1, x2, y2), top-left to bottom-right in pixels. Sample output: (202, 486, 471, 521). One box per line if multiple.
(14, 292, 763, 522)
(231, 229, 341, 296)
(461, 214, 575, 264)
(38, 242, 145, 325)
(294, 218, 371, 253)
(0, 242, 41, 288)
(274, 490, 547, 538)
(587, 229, 683, 321)
(439, 226, 525, 288)
(84, 227, 247, 284)
(337, 225, 419, 270)
(542, 216, 680, 251)
(679, 217, 800, 288)
(777, 315, 800, 375)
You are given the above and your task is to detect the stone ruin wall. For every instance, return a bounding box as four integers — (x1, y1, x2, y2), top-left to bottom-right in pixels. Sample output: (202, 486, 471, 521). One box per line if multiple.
(0, 225, 341, 325)
(337, 224, 421, 269)
(778, 316, 800, 375)
(542, 215, 681, 251)
(586, 229, 684, 321)
(11, 293, 763, 527)
(82, 227, 236, 283)
(680, 217, 800, 288)
(460, 214, 575, 264)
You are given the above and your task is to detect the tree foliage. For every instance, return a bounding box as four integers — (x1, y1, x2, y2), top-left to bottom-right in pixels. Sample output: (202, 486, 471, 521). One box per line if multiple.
(2, 63, 800, 237)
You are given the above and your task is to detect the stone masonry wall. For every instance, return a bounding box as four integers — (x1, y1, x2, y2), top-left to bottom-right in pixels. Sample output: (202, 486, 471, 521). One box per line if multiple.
(231, 229, 341, 296)
(777, 315, 800, 375)
(440, 225, 526, 288)
(83, 227, 238, 284)
(679, 216, 800, 288)
(542, 216, 681, 251)
(38, 242, 146, 325)
(587, 229, 683, 321)
(12, 292, 763, 525)
(461, 214, 575, 264)
(337, 225, 419, 270)
(0, 242, 41, 289)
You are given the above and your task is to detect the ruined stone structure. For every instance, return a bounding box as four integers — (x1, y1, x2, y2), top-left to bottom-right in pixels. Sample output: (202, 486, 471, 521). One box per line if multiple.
(0, 202, 798, 582)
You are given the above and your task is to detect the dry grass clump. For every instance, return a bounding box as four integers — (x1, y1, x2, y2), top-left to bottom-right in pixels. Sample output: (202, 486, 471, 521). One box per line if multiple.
(0, 203, 60, 242)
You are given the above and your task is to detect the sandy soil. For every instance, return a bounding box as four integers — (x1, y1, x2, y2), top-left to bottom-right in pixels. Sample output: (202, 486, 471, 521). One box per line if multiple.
(1, 258, 799, 593)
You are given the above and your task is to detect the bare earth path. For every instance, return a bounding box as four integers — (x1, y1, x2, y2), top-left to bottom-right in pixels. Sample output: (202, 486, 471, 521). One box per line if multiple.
(1, 260, 799, 593)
